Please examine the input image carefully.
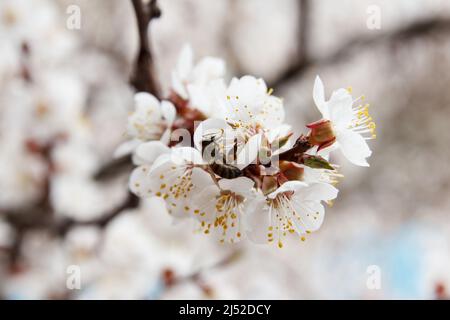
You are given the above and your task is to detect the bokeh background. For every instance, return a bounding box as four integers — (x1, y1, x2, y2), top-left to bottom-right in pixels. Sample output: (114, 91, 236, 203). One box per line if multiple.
(1, 0, 450, 299)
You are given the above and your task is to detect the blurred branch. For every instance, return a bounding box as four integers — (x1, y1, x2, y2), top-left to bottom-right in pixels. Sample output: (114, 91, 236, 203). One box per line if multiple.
(57, 191, 139, 235)
(3, 192, 139, 235)
(130, 0, 161, 96)
(297, 0, 310, 68)
(2, 2, 164, 263)
(93, 0, 162, 181)
(94, 154, 132, 181)
(271, 16, 450, 89)
(161, 248, 243, 298)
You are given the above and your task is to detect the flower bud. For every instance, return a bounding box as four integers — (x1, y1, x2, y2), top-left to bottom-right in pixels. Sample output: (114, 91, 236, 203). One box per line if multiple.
(262, 176, 278, 195)
(279, 160, 304, 181)
(306, 119, 336, 151)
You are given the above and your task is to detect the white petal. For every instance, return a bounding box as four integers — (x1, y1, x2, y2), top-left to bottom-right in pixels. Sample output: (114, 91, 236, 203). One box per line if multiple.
(313, 75, 328, 118)
(171, 71, 188, 99)
(267, 124, 292, 143)
(193, 118, 230, 151)
(160, 100, 176, 125)
(267, 180, 308, 199)
(150, 153, 172, 172)
(328, 88, 354, 129)
(290, 198, 325, 232)
(296, 182, 338, 201)
(113, 139, 141, 158)
(134, 141, 171, 165)
(176, 44, 193, 80)
(245, 196, 271, 244)
(257, 96, 285, 128)
(192, 57, 225, 84)
(134, 92, 160, 112)
(171, 147, 204, 165)
(191, 167, 214, 190)
(129, 165, 156, 198)
(235, 133, 262, 170)
(187, 79, 227, 117)
(337, 129, 372, 167)
(191, 184, 221, 222)
(159, 128, 171, 145)
(218, 176, 255, 195)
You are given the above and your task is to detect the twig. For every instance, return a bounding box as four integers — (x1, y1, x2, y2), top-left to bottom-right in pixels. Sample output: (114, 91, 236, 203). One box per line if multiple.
(271, 17, 450, 89)
(130, 0, 161, 96)
(92, 0, 163, 182)
(56, 191, 139, 235)
(297, 0, 310, 68)
(94, 154, 132, 181)
(2, 1, 163, 256)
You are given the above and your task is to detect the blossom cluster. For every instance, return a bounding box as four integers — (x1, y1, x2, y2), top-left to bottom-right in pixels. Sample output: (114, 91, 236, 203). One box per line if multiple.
(123, 45, 377, 247)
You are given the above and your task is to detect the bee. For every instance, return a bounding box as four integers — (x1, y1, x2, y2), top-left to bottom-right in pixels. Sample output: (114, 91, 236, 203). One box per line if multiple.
(201, 131, 243, 179)
(209, 161, 243, 179)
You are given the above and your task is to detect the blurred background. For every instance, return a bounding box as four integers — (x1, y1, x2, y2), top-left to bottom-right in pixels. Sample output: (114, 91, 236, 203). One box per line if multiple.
(1, 0, 450, 299)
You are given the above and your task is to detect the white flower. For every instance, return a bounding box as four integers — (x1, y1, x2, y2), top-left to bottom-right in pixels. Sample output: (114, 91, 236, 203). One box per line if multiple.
(129, 147, 214, 217)
(191, 176, 256, 243)
(0, 142, 47, 210)
(191, 76, 289, 168)
(312, 76, 376, 167)
(218, 75, 285, 130)
(50, 175, 124, 221)
(171, 44, 226, 116)
(246, 181, 338, 247)
(115, 92, 176, 160)
(193, 118, 263, 170)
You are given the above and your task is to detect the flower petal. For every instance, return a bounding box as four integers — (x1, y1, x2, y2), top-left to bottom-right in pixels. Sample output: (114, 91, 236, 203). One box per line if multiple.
(114, 139, 141, 158)
(193, 118, 230, 151)
(245, 195, 272, 244)
(218, 176, 255, 195)
(160, 100, 176, 125)
(313, 75, 328, 118)
(129, 165, 156, 197)
(192, 57, 225, 84)
(235, 133, 262, 170)
(337, 129, 372, 167)
(296, 182, 338, 201)
(327, 88, 354, 129)
(290, 198, 325, 233)
(267, 180, 308, 199)
(134, 92, 160, 112)
(191, 184, 221, 222)
(171, 147, 205, 165)
(134, 141, 171, 165)
(191, 167, 214, 190)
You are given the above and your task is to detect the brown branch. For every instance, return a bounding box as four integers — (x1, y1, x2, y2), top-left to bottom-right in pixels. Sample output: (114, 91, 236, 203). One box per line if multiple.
(93, 0, 162, 181)
(160, 248, 243, 297)
(271, 17, 450, 89)
(94, 154, 132, 181)
(56, 191, 139, 236)
(297, 0, 310, 68)
(130, 0, 161, 96)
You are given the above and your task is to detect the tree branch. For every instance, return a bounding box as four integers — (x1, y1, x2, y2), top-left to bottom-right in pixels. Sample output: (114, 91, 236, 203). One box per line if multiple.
(271, 17, 450, 89)
(297, 0, 310, 68)
(2, 1, 163, 256)
(130, 0, 161, 96)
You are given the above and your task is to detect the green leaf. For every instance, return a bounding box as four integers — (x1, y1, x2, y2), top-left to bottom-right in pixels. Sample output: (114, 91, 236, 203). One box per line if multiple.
(303, 155, 334, 170)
